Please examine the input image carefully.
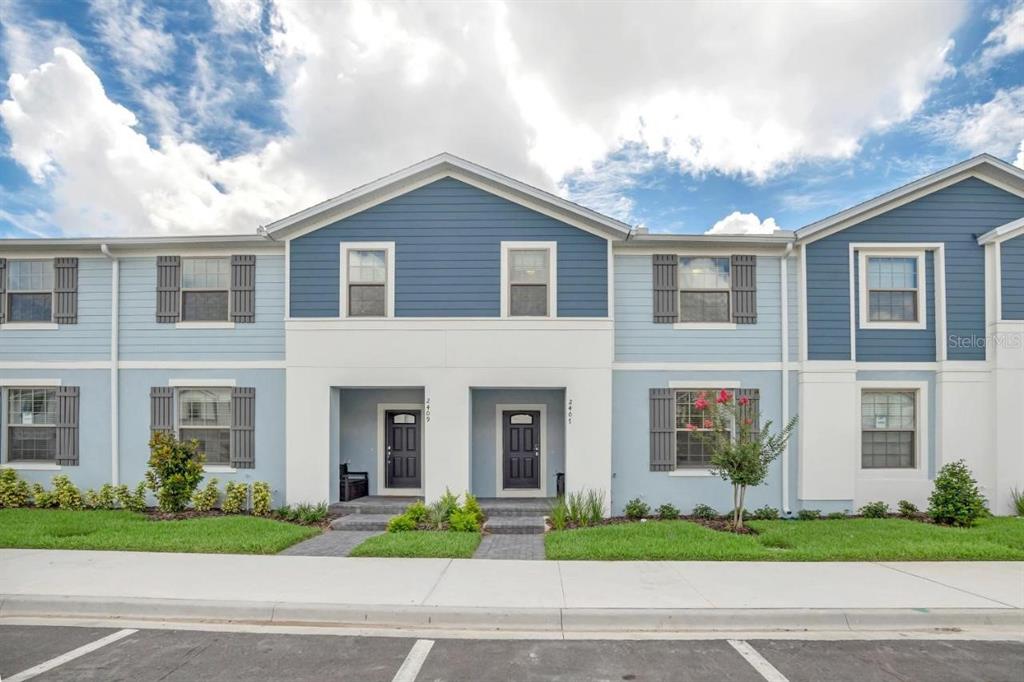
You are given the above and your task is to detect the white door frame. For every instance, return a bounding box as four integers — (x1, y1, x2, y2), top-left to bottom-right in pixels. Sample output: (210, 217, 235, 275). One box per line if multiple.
(494, 403, 547, 498)
(376, 403, 425, 496)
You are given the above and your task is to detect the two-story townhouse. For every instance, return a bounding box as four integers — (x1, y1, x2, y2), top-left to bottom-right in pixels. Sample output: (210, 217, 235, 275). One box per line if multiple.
(2, 153, 1022, 515)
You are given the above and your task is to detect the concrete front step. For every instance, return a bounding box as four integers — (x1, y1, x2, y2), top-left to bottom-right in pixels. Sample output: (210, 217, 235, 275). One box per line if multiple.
(484, 515, 547, 535)
(478, 498, 555, 517)
(329, 513, 394, 531)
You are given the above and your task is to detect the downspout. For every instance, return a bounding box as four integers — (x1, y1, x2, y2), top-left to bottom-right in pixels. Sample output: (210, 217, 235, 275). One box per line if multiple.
(101, 244, 119, 486)
(780, 241, 794, 514)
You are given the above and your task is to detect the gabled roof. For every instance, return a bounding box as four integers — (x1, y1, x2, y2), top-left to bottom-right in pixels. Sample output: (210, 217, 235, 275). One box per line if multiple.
(796, 154, 1024, 243)
(978, 216, 1024, 245)
(262, 152, 633, 241)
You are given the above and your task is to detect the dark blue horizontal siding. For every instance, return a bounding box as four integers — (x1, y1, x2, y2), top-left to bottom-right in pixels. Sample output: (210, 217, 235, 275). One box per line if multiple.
(289, 178, 608, 317)
(1002, 234, 1024, 320)
(853, 251, 937, 361)
(807, 177, 1024, 361)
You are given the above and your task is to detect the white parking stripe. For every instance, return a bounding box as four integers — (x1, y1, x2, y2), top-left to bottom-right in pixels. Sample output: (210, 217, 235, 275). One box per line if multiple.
(728, 639, 789, 682)
(6, 628, 138, 682)
(392, 639, 435, 682)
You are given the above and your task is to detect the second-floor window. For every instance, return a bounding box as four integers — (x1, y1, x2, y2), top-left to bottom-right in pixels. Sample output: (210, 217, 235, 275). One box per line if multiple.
(679, 257, 730, 322)
(6, 387, 57, 462)
(866, 256, 919, 323)
(7, 260, 53, 323)
(508, 249, 550, 317)
(181, 257, 230, 322)
(178, 388, 231, 466)
(347, 249, 387, 317)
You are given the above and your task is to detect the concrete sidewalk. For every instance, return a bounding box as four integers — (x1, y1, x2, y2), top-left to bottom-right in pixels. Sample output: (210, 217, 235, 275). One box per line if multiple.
(1, 550, 1021, 634)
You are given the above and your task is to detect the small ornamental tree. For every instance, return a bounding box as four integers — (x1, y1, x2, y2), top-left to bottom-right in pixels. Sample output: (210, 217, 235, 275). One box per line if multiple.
(689, 389, 797, 530)
(145, 431, 205, 513)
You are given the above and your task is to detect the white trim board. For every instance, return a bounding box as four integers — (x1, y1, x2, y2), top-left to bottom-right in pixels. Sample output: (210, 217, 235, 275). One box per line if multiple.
(855, 248, 928, 332)
(977, 215, 1024, 245)
(494, 403, 548, 498)
(499, 241, 558, 319)
(0, 378, 62, 386)
(168, 378, 237, 387)
(375, 403, 425, 496)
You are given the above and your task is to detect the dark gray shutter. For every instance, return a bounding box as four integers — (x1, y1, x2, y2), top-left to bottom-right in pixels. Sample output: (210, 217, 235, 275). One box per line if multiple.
(55, 386, 80, 466)
(230, 387, 255, 469)
(731, 255, 757, 324)
(649, 388, 675, 471)
(156, 256, 181, 323)
(736, 388, 760, 440)
(231, 255, 256, 323)
(150, 386, 175, 435)
(0, 258, 6, 324)
(54, 257, 79, 324)
(652, 255, 678, 323)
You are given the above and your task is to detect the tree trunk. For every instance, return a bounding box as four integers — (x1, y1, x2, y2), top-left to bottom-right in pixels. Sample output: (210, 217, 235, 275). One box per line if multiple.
(736, 485, 747, 530)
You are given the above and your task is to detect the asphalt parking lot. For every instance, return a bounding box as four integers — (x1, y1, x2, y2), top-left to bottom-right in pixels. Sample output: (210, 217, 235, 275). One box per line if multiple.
(1, 624, 1022, 682)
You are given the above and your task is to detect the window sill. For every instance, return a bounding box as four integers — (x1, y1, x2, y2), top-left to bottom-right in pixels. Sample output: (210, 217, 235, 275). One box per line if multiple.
(668, 468, 716, 477)
(858, 467, 927, 479)
(0, 322, 59, 331)
(2, 462, 61, 471)
(203, 465, 237, 474)
(175, 321, 236, 330)
(858, 321, 926, 331)
(672, 322, 737, 331)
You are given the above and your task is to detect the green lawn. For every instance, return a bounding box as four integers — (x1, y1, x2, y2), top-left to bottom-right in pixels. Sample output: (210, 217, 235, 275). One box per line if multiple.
(349, 531, 481, 558)
(0, 508, 319, 555)
(545, 517, 1024, 561)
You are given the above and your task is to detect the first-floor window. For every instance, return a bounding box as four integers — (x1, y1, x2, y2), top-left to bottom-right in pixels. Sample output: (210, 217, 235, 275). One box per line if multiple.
(6, 387, 57, 462)
(674, 388, 731, 468)
(178, 388, 231, 465)
(861, 390, 916, 469)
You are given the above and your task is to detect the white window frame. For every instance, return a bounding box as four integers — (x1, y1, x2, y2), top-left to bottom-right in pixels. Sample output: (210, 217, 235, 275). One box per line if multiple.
(3, 258, 57, 329)
(675, 255, 733, 328)
(175, 385, 234, 471)
(500, 241, 557, 319)
(667, 380, 739, 476)
(856, 380, 928, 478)
(2, 385, 60, 466)
(857, 249, 927, 331)
(339, 242, 395, 319)
(179, 256, 232, 325)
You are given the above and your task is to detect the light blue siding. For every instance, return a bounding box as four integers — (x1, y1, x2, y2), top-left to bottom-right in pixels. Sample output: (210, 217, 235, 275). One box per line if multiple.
(787, 254, 800, 362)
(119, 255, 285, 361)
(0, 369, 111, 491)
(807, 178, 1024, 361)
(615, 255, 784, 363)
(471, 388, 565, 497)
(290, 178, 609, 318)
(611, 370, 786, 515)
(1002, 234, 1024, 320)
(853, 251, 937, 361)
(0, 257, 111, 362)
(119, 369, 287, 505)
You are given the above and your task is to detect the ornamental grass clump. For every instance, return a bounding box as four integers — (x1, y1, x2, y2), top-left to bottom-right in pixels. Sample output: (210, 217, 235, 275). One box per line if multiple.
(687, 389, 797, 530)
(145, 432, 205, 513)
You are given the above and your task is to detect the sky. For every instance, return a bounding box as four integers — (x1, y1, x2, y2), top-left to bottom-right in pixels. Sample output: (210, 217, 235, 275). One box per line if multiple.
(0, 0, 1021, 239)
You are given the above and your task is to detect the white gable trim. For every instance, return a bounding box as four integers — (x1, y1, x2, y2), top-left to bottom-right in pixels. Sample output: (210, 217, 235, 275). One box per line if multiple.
(977, 216, 1024, 245)
(264, 153, 631, 242)
(796, 156, 1024, 245)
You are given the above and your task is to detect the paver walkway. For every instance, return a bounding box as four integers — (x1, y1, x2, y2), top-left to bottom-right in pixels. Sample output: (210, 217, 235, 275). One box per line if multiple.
(279, 531, 380, 557)
(473, 534, 545, 560)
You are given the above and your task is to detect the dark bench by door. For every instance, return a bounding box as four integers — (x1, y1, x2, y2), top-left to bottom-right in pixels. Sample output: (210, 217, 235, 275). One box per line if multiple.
(339, 463, 369, 501)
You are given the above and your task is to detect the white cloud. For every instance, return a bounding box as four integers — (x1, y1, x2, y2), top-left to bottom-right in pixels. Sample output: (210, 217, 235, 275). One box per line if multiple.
(919, 87, 1024, 159)
(706, 211, 779, 235)
(1, 1, 970, 235)
(971, 0, 1024, 72)
(91, 0, 175, 76)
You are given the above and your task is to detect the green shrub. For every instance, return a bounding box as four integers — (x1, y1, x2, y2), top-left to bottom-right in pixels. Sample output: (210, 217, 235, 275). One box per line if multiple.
(826, 511, 847, 520)
(145, 432, 205, 513)
(222, 481, 249, 514)
(549, 496, 569, 530)
(897, 499, 919, 517)
(583, 489, 605, 524)
(32, 483, 56, 508)
(929, 460, 987, 527)
(83, 483, 117, 510)
(448, 508, 481, 532)
(566, 491, 586, 525)
(252, 482, 272, 517)
(797, 508, 821, 520)
(859, 501, 890, 518)
(405, 500, 429, 524)
(115, 482, 148, 512)
(52, 475, 83, 510)
(387, 513, 417, 532)
(426, 489, 460, 529)
(274, 504, 295, 521)
(692, 503, 718, 520)
(191, 479, 220, 512)
(624, 497, 650, 520)
(751, 505, 779, 520)
(656, 502, 680, 519)
(0, 469, 31, 508)
(462, 492, 485, 525)
(1010, 488, 1024, 517)
(295, 502, 327, 524)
